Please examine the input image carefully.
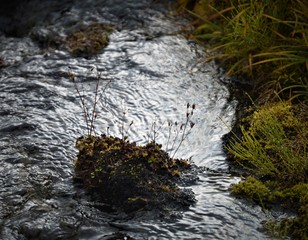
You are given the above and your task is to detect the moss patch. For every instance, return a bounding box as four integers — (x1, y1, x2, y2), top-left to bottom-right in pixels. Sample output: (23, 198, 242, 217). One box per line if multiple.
(66, 23, 114, 57)
(228, 101, 308, 239)
(231, 176, 270, 204)
(232, 179, 308, 239)
(228, 101, 308, 184)
(74, 135, 195, 215)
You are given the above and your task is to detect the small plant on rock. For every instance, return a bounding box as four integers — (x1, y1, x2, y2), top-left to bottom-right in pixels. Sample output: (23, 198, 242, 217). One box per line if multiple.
(74, 134, 195, 213)
(68, 67, 197, 216)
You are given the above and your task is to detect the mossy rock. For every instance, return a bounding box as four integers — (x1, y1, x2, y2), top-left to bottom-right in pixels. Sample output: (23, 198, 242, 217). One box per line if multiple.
(66, 23, 114, 57)
(232, 177, 308, 239)
(74, 135, 195, 214)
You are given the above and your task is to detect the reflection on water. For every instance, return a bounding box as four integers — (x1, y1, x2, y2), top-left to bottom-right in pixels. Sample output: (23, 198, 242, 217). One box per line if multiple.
(0, 0, 271, 239)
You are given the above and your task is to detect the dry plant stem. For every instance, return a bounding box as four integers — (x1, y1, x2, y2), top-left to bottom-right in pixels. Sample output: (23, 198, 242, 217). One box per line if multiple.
(147, 113, 195, 156)
(171, 103, 195, 159)
(172, 126, 194, 159)
(151, 118, 161, 143)
(171, 122, 186, 159)
(99, 78, 112, 107)
(68, 66, 109, 136)
(148, 118, 165, 143)
(120, 103, 127, 140)
(166, 121, 173, 152)
(68, 67, 91, 136)
(170, 122, 180, 152)
(152, 120, 158, 143)
(89, 71, 101, 136)
(125, 120, 134, 138)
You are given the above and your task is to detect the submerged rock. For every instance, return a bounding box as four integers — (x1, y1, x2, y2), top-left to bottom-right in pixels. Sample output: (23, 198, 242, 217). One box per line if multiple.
(74, 135, 195, 215)
(0, 57, 6, 68)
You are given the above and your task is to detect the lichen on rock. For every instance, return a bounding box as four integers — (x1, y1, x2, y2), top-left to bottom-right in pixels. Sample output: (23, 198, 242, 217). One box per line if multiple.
(74, 134, 195, 215)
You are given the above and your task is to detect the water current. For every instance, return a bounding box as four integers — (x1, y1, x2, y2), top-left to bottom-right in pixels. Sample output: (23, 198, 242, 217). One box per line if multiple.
(0, 0, 272, 239)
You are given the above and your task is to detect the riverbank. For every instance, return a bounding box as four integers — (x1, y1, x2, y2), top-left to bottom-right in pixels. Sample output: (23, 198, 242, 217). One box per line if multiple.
(177, 0, 307, 239)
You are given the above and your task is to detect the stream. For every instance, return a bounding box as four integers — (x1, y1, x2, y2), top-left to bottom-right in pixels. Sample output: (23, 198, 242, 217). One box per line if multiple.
(0, 0, 272, 239)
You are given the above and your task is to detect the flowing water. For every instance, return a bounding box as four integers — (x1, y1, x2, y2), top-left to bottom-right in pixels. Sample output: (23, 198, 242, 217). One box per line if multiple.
(0, 0, 272, 239)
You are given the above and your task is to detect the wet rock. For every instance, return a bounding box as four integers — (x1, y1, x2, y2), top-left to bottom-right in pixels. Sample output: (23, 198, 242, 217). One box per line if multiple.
(0, 122, 37, 134)
(74, 135, 196, 216)
(101, 232, 135, 240)
(0, 57, 6, 68)
(0, 0, 74, 37)
(30, 27, 64, 49)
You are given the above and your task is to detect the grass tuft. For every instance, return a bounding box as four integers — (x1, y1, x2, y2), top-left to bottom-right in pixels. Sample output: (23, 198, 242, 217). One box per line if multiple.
(182, 0, 308, 100)
(227, 101, 307, 185)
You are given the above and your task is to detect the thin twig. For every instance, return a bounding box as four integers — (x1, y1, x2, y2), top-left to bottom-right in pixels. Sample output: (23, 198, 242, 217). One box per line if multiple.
(166, 120, 173, 152)
(68, 66, 109, 137)
(68, 67, 91, 135)
(89, 69, 101, 136)
(171, 103, 196, 158)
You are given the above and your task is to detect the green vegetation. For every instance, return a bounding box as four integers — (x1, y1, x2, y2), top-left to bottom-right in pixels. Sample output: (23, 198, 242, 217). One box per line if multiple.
(228, 101, 308, 238)
(228, 101, 307, 185)
(66, 22, 114, 57)
(178, 0, 307, 238)
(232, 177, 308, 239)
(179, 0, 307, 99)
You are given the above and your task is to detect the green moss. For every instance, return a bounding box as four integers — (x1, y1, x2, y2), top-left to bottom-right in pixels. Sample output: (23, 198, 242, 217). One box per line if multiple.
(66, 23, 114, 57)
(227, 101, 307, 238)
(228, 101, 308, 185)
(264, 195, 307, 239)
(74, 135, 195, 213)
(231, 176, 270, 204)
(232, 180, 308, 238)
